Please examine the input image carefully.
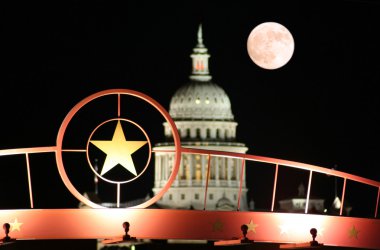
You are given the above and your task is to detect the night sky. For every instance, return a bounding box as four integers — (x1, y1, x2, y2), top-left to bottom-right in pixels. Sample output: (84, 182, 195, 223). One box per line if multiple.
(0, 1, 379, 215)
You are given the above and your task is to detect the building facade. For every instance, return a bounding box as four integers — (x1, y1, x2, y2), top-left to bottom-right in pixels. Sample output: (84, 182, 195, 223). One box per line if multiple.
(278, 183, 325, 214)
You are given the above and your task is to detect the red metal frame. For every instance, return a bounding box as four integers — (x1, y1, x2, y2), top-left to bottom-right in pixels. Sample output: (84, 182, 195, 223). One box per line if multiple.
(0, 89, 379, 249)
(0, 209, 379, 249)
(271, 164, 279, 212)
(203, 154, 212, 210)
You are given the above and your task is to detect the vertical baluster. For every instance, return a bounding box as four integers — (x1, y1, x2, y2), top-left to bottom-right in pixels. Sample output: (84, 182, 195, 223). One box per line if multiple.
(305, 171, 313, 214)
(117, 183, 120, 208)
(203, 154, 212, 210)
(26, 153, 34, 208)
(271, 164, 279, 212)
(237, 159, 245, 211)
(374, 187, 379, 218)
(340, 178, 347, 216)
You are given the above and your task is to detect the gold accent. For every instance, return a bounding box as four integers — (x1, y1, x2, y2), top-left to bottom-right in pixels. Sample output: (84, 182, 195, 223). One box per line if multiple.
(246, 219, 258, 233)
(348, 225, 359, 239)
(212, 219, 224, 232)
(90, 121, 147, 176)
(278, 224, 291, 235)
(10, 218, 23, 232)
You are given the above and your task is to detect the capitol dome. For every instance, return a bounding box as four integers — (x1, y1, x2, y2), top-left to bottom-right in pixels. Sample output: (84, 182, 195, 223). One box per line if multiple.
(169, 81, 234, 121)
(169, 24, 234, 121)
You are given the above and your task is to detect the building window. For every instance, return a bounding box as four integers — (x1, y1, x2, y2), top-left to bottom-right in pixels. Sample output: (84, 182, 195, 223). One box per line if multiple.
(216, 129, 223, 139)
(209, 193, 214, 200)
(169, 194, 172, 200)
(196, 128, 201, 138)
(195, 154, 202, 180)
(186, 164, 191, 180)
(181, 194, 185, 200)
(234, 194, 237, 201)
(195, 193, 199, 200)
(210, 156, 215, 180)
(181, 156, 187, 180)
(231, 160, 237, 180)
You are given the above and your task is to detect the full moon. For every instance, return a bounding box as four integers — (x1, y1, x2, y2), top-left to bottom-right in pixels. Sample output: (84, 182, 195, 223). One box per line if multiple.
(247, 22, 294, 70)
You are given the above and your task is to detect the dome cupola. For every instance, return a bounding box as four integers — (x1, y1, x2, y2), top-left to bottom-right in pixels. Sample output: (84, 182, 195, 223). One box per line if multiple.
(169, 24, 234, 121)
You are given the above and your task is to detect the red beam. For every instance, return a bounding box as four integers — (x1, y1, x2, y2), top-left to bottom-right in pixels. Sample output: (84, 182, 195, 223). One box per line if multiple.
(0, 209, 379, 249)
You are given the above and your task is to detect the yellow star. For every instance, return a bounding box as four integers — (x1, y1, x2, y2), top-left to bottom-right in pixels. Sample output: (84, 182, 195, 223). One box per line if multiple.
(348, 225, 359, 239)
(246, 219, 258, 234)
(212, 219, 224, 232)
(279, 224, 291, 235)
(90, 121, 147, 176)
(10, 218, 23, 232)
(318, 227, 325, 237)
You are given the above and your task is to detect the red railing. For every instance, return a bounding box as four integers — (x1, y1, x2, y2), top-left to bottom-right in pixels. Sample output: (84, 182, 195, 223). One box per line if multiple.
(1, 146, 379, 218)
(165, 147, 380, 218)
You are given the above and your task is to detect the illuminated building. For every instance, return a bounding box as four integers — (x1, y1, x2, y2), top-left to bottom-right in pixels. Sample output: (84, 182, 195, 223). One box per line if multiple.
(152, 25, 249, 210)
(278, 183, 325, 214)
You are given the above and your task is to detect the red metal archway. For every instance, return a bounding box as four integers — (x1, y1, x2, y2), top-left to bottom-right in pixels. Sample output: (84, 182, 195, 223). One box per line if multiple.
(0, 89, 379, 249)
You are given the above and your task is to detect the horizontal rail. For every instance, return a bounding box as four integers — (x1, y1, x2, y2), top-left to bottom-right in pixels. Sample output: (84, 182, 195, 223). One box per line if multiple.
(0, 146, 57, 156)
(0, 144, 378, 217)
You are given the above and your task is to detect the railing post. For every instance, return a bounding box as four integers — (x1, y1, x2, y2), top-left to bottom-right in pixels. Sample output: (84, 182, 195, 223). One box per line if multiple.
(375, 187, 379, 218)
(305, 171, 313, 214)
(237, 159, 245, 211)
(203, 154, 212, 210)
(116, 183, 120, 208)
(271, 164, 279, 212)
(340, 178, 347, 216)
(26, 153, 34, 208)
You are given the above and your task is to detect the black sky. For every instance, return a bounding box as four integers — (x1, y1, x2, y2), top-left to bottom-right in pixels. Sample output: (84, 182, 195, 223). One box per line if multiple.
(0, 1, 379, 211)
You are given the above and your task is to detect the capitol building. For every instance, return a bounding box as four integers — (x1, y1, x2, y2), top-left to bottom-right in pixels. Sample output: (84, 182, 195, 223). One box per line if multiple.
(152, 25, 249, 211)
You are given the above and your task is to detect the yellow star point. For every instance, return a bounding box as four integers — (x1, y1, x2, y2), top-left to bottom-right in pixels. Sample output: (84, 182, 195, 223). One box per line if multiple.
(246, 219, 258, 234)
(279, 224, 291, 235)
(90, 121, 147, 176)
(348, 225, 359, 239)
(318, 227, 325, 237)
(212, 219, 224, 232)
(10, 218, 23, 232)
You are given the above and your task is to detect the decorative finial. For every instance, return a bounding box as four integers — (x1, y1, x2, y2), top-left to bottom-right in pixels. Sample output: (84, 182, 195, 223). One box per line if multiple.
(197, 24, 204, 48)
(122, 221, 136, 241)
(298, 183, 305, 197)
(190, 23, 211, 81)
(310, 228, 321, 246)
(1, 223, 14, 244)
(240, 224, 254, 244)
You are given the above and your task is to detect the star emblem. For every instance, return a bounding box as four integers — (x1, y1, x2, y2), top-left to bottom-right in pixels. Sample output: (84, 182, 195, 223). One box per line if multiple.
(279, 224, 291, 235)
(10, 218, 23, 232)
(348, 225, 359, 239)
(246, 219, 258, 234)
(317, 227, 324, 237)
(212, 219, 224, 232)
(90, 121, 147, 176)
